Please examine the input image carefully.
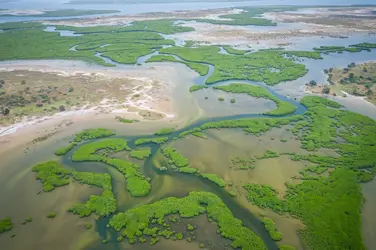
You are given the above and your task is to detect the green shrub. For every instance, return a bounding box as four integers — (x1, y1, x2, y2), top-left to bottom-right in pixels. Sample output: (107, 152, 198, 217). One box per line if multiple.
(200, 173, 226, 187)
(108, 191, 266, 249)
(179, 167, 198, 174)
(214, 83, 296, 116)
(74, 128, 115, 142)
(279, 245, 296, 250)
(55, 143, 76, 156)
(262, 217, 283, 241)
(162, 147, 189, 168)
(155, 127, 174, 135)
(178, 128, 202, 138)
(134, 137, 168, 145)
(46, 212, 56, 218)
(189, 85, 207, 92)
(228, 191, 237, 197)
(0, 217, 12, 233)
(32, 161, 71, 192)
(244, 168, 364, 249)
(129, 148, 151, 160)
(187, 224, 195, 231)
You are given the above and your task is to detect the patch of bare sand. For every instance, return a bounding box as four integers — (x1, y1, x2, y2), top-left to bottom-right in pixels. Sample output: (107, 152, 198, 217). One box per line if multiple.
(172, 20, 370, 47)
(266, 7, 376, 31)
(0, 9, 45, 16)
(0, 60, 180, 127)
(42, 8, 239, 27)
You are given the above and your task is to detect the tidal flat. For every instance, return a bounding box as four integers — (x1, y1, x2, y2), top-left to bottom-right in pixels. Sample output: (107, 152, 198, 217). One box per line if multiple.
(0, 4, 376, 250)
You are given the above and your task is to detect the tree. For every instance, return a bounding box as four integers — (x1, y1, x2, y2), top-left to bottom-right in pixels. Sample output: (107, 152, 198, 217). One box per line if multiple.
(59, 105, 66, 112)
(348, 62, 356, 68)
(365, 83, 372, 89)
(349, 73, 354, 79)
(309, 80, 317, 86)
(322, 86, 330, 94)
(21, 80, 26, 85)
(324, 69, 329, 74)
(366, 89, 373, 96)
(3, 107, 10, 115)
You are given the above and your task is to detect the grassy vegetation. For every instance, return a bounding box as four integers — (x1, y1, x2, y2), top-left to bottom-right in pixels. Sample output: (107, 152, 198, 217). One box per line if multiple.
(231, 157, 255, 170)
(239, 94, 376, 248)
(46, 212, 56, 218)
(72, 138, 130, 161)
(179, 167, 198, 174)
(32, 160, 71, 192)
(0, 26, 178, 66)
(192, 7, 297, 26)
(55, 143, 76, 156)
(135, 137, 169, 145)
(257, 150, 279, 159)
(0, 29, 113, 66)
(74, 128, 115, 142)
(69, 171, 116, 217)
(108, 191, 266, 249)
(159, 46, 311, 85)
(192, 131, 207, 139)
(189, 85, 207, 92)
(155, 127, 174, 135)
(244, 168, 364, 250)
(0, 217, 12, 233)
(0, 22, 45, 30)
(200, 115, 303, 134)
(262, 217, 283, 241)
(222, 46, 249, 55)
(178, 128, 203, 138)
(56, 19, 194, 35)
(32, 160, 117, 216)
(200, 173, 226, 187)
(146, 55, 209, 76)
(313, 43, 376, 53)
(129, 148, 151, 160)
(116, 117, 136, 123)
(228, 191, 237, 197)
(279, 245, 296, 250)
(162, 147, 189, 168)
(72, 139, 150, 197)
(214, 83, 297, 115)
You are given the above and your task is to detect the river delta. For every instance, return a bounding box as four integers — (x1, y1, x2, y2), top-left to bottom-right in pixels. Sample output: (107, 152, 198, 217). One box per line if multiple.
(0, 3, 375, 250)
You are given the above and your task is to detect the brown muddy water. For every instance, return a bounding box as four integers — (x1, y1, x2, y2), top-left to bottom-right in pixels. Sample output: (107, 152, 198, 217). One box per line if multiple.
(362, 179, 376, 250)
